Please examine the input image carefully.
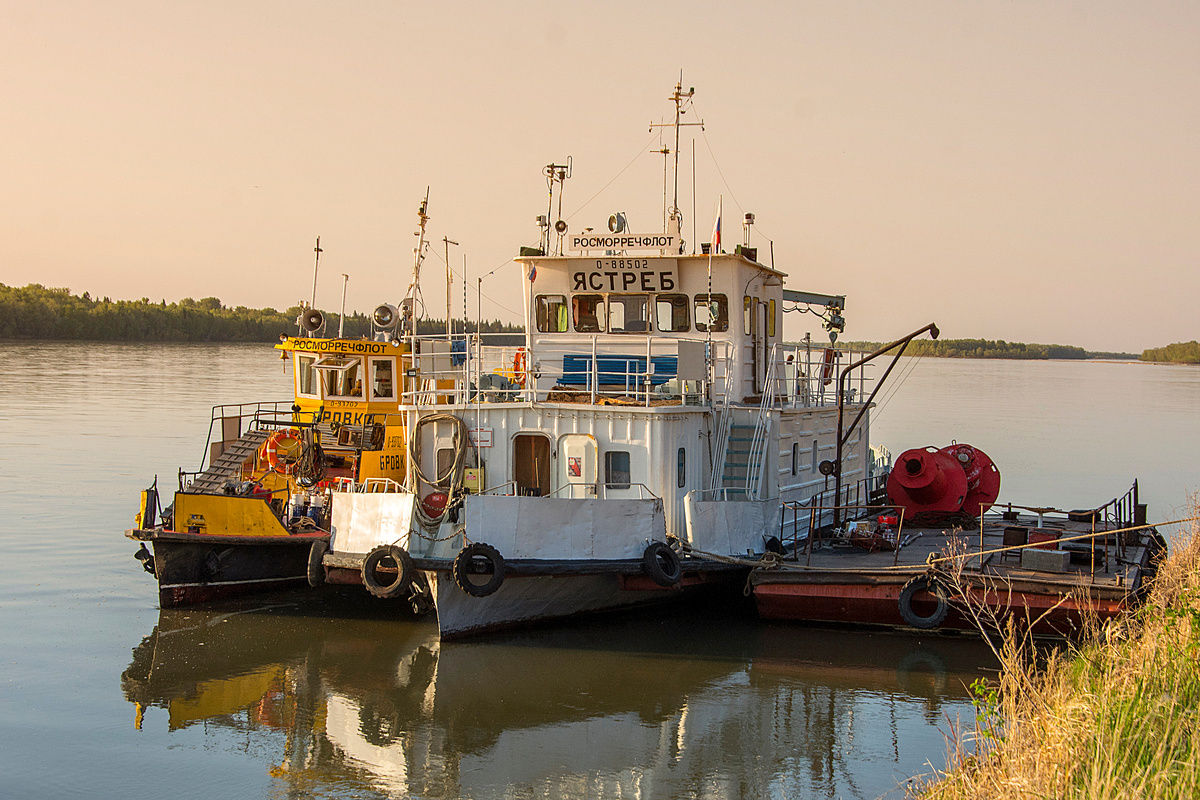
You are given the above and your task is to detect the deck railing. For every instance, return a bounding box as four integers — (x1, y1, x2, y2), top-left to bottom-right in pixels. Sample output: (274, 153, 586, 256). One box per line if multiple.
(778, 469, 891, 553)
(390, 332, 736, 408)
(760, 342, 877, 409)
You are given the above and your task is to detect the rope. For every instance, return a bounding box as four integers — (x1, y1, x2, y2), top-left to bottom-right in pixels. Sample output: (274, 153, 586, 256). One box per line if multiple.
(407, 413, 470, 535)
(923, 516, 1195, 567)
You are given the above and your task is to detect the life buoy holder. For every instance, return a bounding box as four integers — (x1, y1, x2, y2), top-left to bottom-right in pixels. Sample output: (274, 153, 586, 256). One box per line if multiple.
(263, 429, 303, 474)
(898, 575, 950, 629)
(643, 541, 683, 587)
(362, 544, 414, 599)
(452, 542, 505, 597)
(512, 347, 528, 387)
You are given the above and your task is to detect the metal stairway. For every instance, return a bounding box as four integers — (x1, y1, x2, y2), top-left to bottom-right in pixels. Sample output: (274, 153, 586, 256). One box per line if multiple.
(185, 429, 271, 494)
(720, 424, 757, 496)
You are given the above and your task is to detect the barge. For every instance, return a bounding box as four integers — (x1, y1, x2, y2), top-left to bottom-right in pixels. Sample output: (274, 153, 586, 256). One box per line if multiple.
(749, 478, 1167, 638)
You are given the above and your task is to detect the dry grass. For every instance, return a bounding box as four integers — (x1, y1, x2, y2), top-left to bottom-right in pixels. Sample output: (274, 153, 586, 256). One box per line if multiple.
(914, 510, 1200, 800)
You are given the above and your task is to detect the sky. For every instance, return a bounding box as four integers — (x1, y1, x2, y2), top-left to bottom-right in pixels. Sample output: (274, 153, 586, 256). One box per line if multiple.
(3, 1, 1198, 352)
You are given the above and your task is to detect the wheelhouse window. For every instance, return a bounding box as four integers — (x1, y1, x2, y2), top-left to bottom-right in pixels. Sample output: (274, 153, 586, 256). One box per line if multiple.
(369, 358, 395, 401)
(315, 355, 363, 399)
(768, 299, 777, 338)
(677, 447, 686, 488)
(605, 451, 631, 490)
(694, 294, 729, 332)
(536, 294, 569, 333)
(296, 354, 319, 398)
(655, 293, 690, 333)
(572, 295, 606, 332)
(608, 294, 650, 333)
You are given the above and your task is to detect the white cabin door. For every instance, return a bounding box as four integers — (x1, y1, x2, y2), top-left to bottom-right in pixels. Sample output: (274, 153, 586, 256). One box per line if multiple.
(558, 433, 598, 498)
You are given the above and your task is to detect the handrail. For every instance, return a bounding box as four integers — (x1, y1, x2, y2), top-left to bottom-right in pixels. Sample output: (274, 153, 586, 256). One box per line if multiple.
(392, 335, 740, 409)
(331, 477, 406, 493)
(198, 399, 298, 472)
(544, 482, 661, 500)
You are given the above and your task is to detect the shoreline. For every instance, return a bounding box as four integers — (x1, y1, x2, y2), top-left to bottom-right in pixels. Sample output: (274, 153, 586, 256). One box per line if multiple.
(915, 510, 1200, 799)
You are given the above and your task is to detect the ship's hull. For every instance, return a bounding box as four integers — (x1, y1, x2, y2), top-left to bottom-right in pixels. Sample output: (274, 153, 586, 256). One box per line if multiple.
(751, 573, 1134, 638)
(430, 567, 742, 639)
(131, 529, 326, 608)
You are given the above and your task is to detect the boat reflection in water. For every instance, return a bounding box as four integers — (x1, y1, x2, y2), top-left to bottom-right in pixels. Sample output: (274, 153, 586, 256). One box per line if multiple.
(121, 597, 994, 799)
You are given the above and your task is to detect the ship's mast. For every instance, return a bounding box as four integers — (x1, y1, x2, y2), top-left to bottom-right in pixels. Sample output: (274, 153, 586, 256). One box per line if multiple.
(404, 189, 431, 334)
(649, 77, 703, 238)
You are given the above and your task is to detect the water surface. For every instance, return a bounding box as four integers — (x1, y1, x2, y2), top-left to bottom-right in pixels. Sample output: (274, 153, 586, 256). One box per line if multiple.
(1, 343, 1196, 799)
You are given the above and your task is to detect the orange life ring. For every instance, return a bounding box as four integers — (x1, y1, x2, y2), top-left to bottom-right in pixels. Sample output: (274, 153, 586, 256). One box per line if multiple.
(820, 348, 837, 386)
(263, 429, 303, 474)
(512, 347, 528, 387)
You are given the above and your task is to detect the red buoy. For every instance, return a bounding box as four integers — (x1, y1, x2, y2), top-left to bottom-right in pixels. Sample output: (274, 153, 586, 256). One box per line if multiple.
(940, 443, 1001, 516)
(421, 491, 449, 518)
(886, 447, 969, 518)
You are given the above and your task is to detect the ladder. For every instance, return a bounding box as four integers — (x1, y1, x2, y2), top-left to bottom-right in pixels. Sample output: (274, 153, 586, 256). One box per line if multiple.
(185, 429, 271, 495)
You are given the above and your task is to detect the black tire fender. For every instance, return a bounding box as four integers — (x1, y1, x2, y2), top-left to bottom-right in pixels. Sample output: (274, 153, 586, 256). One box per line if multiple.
(643, 541, 683, 587)
(362, 544, 414, 599)
(307, 539, 328, 588)
(452, 542, 506, 597)
(898, 575, 950, 629)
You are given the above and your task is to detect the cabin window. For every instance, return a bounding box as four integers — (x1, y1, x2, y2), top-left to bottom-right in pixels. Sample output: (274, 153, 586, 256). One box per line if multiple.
(655, 293, 690, 332)
(608, 294, 650, 333)
(743, 296, 756, 335)
(694, 294, 729, 332)
(811, 440, 819, 472)
(436, 447, 455, 481)
(768, 299, 777, 338)
(296, 355, 319, 398)
(536, 295, 569, 333)
(677, 447, 686, 488)
(791, 442, 798, 476)
(369, 358, 395, 401)
(314, 355, 363, 399)
(572, 295, 606, 332)
(605, 451, 631, 490)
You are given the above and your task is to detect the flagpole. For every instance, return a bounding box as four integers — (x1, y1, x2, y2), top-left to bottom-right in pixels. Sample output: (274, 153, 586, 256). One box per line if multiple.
(707, 196, 721, 404)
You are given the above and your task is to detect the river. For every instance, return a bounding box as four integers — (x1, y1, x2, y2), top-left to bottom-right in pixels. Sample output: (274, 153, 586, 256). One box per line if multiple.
(0, 342, 1196, 799)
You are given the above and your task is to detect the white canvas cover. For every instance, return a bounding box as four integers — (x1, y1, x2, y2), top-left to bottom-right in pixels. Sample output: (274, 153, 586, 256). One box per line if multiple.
(463, 496, 666, 560)
(329, 491, 417, 555)
(683, 493, 777, 556)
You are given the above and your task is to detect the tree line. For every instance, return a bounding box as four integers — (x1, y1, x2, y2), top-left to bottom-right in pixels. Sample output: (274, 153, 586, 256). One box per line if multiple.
(1140, 341, 1200, 364)
(0, 284, 523, 342)
(834, 337, 1089, 360)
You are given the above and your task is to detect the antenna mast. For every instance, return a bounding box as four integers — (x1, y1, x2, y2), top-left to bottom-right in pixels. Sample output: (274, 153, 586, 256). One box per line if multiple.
(543, 159, 572, 255)
(310, 236, 323, 308)
(649, 76, 703, 238)
(404, 189, 431, 334)
(443, 236, 458, 338)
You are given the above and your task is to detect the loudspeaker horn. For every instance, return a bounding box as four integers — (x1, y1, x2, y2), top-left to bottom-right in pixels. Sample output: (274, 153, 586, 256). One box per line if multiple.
(300, 308, 325, 332)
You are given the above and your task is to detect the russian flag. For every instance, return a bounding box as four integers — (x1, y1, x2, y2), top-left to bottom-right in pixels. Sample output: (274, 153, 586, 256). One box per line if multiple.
(711, 200, 722, 251)
(527, 263, 536, 282)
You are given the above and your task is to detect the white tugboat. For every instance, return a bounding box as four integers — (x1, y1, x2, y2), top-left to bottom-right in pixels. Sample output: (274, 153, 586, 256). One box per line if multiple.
(316, 83, 889, 637)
